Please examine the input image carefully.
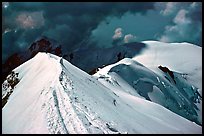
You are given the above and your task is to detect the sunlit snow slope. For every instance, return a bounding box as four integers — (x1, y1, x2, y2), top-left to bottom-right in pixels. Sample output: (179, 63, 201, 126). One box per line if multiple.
(2, 52, 201, 134)
(95, 41, 202, 126)
(135, 41, 202, 91)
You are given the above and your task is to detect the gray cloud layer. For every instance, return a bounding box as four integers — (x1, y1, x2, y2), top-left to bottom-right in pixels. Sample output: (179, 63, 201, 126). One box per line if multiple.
(2, 2, 155, 61)
(2, 2, 202, 62)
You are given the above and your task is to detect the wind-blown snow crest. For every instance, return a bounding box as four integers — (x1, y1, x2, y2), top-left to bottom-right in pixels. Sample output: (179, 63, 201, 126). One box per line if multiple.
(2, 52, 202, 134)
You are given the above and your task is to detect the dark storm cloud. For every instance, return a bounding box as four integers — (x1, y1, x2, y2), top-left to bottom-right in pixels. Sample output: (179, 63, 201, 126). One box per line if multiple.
(2, 2, 155, 62)
(3, 2, 201, 63)
(89, 2, 202, 49)
(41, 2, 155, 50)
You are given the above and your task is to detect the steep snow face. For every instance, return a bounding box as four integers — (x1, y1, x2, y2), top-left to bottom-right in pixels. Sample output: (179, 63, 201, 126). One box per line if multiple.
(2, 52, 201, 134)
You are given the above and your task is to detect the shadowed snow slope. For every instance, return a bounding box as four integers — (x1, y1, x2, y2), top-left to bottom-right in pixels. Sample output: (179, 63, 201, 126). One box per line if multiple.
(2, 52, 202, 134)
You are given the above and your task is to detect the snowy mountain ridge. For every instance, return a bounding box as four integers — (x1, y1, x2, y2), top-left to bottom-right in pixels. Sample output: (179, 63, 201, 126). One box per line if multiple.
(2, 51, 202, 134)
(2, 41, 202, 134)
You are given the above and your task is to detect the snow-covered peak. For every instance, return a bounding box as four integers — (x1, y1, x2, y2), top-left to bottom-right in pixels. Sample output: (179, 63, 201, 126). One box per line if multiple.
(138, 41, 201, 72)
(135, 41, 202, 91)
(2, 52, 202, 134)
(2, 36, 63, 86)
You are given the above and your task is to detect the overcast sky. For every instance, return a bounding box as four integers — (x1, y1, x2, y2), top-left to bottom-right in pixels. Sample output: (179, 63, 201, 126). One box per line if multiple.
(2, 2, 202, 61)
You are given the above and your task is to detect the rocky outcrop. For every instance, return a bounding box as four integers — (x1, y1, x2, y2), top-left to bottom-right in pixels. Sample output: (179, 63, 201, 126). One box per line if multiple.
(158, 65, 176, 84)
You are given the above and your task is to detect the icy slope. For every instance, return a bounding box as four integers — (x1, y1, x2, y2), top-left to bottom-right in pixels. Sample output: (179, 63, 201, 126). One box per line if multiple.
(94, 58, 202, 125)
(2, 52, 202, 134)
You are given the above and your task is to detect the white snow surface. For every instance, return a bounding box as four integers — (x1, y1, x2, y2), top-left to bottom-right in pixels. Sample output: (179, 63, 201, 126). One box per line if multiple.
(135, 41, 202, 90)
(2, 51, 202, 134)
(95, 41, 202, 126)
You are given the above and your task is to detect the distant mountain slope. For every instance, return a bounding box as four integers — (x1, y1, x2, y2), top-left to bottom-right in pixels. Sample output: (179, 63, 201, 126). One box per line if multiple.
(66, 42, 147, 73)
(2, 52, 201, 134)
